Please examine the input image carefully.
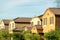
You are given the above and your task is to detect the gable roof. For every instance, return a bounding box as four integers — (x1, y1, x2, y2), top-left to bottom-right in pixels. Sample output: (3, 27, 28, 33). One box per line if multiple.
(42, 8, 60, 17)
(49, 8, 60, 15)
(3, 20, 10, 25)
(14, 17, 32, 23)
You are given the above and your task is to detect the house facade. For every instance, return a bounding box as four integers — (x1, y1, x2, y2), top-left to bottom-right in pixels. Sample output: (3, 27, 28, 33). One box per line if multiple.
(42, 8, 60, 33)
(31, 17, 41, 26)
(13, 17, 32, 31)
(2, 20, 10, 30)
(31, 15, 43, 34)
(9, 20, 15, 33)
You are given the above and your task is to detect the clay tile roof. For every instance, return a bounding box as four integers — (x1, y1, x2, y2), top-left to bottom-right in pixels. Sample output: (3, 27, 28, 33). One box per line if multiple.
(3, 20, 10, 25)
(14, 17, 32, 22)
(48, 8, 60, 15)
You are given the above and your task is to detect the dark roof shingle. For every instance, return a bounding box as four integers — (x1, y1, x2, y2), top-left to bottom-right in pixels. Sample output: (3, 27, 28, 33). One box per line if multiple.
(3, 20, 10, 25)
(14, 17, 32, 22)
(48, 8, 60, 15)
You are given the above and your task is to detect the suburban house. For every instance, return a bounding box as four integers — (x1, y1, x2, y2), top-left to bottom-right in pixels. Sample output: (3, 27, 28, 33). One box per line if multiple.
(1, 20, 10, 30)
(0, 8, 60, 35)
(0, 20, 15, 33)
(13, 17, 32, 32)
(42, 8, 60, 33)
(31, 15, 43, 34)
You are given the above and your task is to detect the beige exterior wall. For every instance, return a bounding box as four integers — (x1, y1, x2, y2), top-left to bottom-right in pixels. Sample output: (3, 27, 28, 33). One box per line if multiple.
(31, 27, 38, 33)
(42, 9, 55, 33)
(0, 21, 5, 30)
(31, 17, 41, 26)
(9, 20, 15, 33)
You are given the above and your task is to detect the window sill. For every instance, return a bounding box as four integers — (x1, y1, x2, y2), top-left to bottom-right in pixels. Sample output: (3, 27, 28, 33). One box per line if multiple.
(50, 24, 53, 26)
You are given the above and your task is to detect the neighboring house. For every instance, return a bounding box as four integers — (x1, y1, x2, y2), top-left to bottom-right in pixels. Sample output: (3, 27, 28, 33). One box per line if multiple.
(2, 20, 10, 30)
(31, 16, 41, 26)
(42, 8, 60, 33)
(31, 15, 43, 34)
(13, 17, 32, 31)
(0, 20, 15, 33)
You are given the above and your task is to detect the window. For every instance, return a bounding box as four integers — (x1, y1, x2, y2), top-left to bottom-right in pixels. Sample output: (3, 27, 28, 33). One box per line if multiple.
(9, 23, 15, 30)
(44, 18, 47, 25)
(37, 21, 40, 25)
(50, 17, 54, 24)
(9, 24, 11, 30)
(12, 23, 14, 27)
(12, 23, 15, 29)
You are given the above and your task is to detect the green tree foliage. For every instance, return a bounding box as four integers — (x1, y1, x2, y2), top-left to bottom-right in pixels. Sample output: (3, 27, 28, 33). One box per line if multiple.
(23, 31, 40, 40)
(44, 28, 60, 40)
(13, 32, 24, 40)
(13, 30, 41, 40)
(0, 29, 10, 40)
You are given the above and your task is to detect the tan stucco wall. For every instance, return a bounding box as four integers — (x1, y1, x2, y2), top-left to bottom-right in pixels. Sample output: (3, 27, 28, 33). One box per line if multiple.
(31, 27, 38, 33)
(42, 9, 55, 33)
(31, 17, 41, 26)
(0, 21, 5, 30)
(9, 20, 15, 33)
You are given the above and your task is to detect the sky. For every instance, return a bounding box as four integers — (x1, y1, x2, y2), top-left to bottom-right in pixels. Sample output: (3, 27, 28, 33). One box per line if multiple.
(0, 0, 58, 19)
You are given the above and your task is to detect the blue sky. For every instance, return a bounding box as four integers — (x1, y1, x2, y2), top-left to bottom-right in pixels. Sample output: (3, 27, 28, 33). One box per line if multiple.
(0, 0, 57, 19)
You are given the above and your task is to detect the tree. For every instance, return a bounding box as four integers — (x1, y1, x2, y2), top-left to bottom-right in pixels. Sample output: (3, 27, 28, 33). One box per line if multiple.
(13, 30, 24, 40)
(44, 28, 60, 40)
(23, 31, 40, 40)
(0, 29, 10, 40)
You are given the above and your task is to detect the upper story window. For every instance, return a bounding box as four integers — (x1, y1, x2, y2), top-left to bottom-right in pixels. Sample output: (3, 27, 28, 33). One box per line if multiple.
(9, 23, 15, 30)
(44, 18, 47, 25)
(12, 23, 14, 27)
(37, 21, 39, 25)
(50, 17, 54, 24)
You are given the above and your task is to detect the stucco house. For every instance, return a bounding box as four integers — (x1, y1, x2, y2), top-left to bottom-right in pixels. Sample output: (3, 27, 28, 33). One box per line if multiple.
(0, 20, 15, 33)
(2, 20, 10, 30)
(31, 15, 43, 34)
(31, 16, 42, 26)
(9, 20, 15, 33)
(13, 17, 32, 31)
(42, 8, 60, 33)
